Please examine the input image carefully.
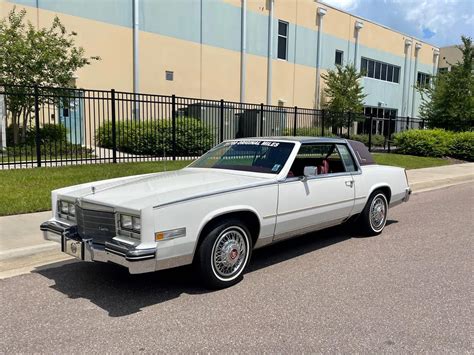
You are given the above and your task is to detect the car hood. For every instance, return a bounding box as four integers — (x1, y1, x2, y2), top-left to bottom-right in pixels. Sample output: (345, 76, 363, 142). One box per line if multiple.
(57, 168, 273, 211)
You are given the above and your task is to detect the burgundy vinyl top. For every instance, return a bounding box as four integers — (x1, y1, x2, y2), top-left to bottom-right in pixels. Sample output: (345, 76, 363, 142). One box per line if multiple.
(347, 140, 376, 166)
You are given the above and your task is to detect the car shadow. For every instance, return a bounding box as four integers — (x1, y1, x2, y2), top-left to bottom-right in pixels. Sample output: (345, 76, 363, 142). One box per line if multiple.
(34, 221, 397, 317)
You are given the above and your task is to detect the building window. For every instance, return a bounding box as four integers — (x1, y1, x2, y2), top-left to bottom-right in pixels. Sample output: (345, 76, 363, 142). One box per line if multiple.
(361, 57, 400, 83)
(364, 106, 397, 118)
(438, 67, 448, 73)
(417, 72, 431, 87)
(335, 50, 343, 65)
(277, 20, 288, 60)
(165, 71, 174, 81)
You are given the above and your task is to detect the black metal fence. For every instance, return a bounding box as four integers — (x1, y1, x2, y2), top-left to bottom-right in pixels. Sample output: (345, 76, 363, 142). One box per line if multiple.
(0, 85, 425, 169)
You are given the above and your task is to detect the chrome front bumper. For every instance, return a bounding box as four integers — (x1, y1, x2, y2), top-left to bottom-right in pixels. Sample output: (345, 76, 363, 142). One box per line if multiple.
(40, 220, 157, 274)
(403, 187, 412, 202)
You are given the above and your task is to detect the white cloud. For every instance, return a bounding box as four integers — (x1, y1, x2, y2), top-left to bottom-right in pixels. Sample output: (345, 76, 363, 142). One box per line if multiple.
(336, 0, 474, 47)
(321, 0, 361, 11)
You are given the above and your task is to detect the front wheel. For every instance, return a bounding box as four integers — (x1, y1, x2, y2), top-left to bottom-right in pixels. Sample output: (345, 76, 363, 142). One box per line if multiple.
(197, 219, 252, 289)
(359, 192, 389, 236)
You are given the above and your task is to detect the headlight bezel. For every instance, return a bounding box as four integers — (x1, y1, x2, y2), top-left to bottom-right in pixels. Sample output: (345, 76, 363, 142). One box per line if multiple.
(57, 200, 76, 221)
(118, 213, 141, 237)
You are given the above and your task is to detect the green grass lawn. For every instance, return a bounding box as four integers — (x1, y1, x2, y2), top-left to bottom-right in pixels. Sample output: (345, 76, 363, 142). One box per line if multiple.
(372, 153, 450, 170)
(0, 153, 452, 216)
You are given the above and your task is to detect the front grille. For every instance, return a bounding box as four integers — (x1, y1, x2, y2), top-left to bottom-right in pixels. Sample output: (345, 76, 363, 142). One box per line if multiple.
(76, 206, 116, 244)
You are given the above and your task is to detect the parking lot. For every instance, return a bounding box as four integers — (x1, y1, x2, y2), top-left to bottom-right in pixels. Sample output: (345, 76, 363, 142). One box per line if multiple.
(0, 183, 472, 353)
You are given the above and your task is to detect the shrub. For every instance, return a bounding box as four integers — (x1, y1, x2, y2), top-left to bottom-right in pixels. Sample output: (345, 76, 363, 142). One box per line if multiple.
(449, 131, 474, 161)
(6, 123, 68, 146)
(96, 118, 214, 156)
(393, 129, 454, 157)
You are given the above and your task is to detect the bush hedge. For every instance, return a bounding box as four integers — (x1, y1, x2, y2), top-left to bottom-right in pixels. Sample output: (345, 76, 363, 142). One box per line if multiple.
(449, 131, 474, 161)
(7, 123, 68, 146)
(96, 118, 214, 157)
(394, 129, 473, 161)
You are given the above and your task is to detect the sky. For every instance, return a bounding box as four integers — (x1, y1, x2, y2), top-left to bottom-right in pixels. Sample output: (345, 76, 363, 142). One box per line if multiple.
(322, 0, 474, 47)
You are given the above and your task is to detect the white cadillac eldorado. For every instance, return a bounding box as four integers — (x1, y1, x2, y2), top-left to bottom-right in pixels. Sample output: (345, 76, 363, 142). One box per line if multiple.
(41, 137, 411, 288)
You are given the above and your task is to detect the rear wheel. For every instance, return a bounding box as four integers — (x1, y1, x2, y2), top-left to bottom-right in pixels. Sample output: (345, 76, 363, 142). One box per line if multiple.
(197, 219, 252, 289)
(359, 191, 389, 236)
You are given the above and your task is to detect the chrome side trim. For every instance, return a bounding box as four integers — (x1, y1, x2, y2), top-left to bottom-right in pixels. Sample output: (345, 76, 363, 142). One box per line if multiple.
(282, 171, 358, 184)
(152, 180, 278, 209)
(273, 219, 343, 241)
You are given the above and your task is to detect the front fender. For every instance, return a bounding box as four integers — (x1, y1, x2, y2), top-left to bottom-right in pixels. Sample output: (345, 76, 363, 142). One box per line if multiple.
(192, 205, 262, 255)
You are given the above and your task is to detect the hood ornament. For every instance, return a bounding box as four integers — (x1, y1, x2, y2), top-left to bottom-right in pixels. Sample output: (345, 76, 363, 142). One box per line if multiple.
(91, 186, 96, 194)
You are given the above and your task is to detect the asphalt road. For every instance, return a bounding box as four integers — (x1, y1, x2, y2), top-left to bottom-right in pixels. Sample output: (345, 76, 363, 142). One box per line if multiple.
(1, 183, 472, 353)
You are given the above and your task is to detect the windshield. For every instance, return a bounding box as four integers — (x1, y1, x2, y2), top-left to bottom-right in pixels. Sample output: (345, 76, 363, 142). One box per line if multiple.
(189, 140, 295, 174)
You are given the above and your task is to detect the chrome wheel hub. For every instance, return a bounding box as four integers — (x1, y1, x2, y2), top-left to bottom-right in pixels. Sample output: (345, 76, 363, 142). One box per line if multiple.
(370, 196, 386, 230)
(212, 227, 248, 279)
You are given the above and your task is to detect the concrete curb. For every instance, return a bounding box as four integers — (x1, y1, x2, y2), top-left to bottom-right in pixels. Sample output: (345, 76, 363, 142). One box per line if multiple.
(410, 174, 474, 193)
(0, 242, 58, 261)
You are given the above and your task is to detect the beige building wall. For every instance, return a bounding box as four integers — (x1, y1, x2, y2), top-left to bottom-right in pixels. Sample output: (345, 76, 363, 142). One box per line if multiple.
(439, 45, 464, 71)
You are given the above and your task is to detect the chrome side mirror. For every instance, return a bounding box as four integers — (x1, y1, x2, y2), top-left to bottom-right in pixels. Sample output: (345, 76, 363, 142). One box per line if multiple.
(302, 166, 317, 180)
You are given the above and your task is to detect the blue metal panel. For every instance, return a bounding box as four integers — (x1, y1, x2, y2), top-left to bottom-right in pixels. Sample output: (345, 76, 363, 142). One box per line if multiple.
(294, 25, 317, 67)
(38, 0, 132, 28)
(140, 0, 201, 43)
(246, 10, 268, 57)
(201, 0, 241, 52)
(362, 78, 403, 112)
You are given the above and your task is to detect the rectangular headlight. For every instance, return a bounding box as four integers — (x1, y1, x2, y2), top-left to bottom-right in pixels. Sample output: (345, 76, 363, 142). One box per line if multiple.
(120, 215, 133, 230)
(119, 214, 141, 234)
(58, 200, 76, 221)
(60, 201, 69, 214)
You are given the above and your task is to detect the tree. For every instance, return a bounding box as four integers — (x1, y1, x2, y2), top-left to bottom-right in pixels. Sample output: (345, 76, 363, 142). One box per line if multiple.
(0, 7, 99, 143)
(321, 64, 366, 131)
(418, 36, 473, 132)
(321, 64, 366, 112)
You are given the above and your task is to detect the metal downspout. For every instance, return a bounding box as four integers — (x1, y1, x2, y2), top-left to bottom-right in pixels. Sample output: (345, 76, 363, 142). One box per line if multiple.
(315, 7, 326, 109)
(133, 0, 139, 119)
(266, 0, 274, 105)
(240, 0, 247, 102)
(411, 43, 422, 117)
(401, 39, 412, 116)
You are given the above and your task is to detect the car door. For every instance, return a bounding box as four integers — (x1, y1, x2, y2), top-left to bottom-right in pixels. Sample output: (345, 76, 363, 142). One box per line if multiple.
(274, 143, 356, 240)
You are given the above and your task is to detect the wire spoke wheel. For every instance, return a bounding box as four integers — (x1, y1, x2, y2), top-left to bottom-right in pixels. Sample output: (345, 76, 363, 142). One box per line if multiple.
(369, 194, 387, 232)
(211, 226, 249, 281)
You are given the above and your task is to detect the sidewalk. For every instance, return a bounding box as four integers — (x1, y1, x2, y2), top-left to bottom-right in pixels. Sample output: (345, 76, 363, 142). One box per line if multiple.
(0, 163, 473, 264)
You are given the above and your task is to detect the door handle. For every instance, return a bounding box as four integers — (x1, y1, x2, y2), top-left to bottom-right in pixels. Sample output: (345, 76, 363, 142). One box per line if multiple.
(345, 180, 354, 188)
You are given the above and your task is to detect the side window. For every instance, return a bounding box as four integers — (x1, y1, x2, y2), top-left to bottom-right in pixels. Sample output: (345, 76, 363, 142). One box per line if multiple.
(336, 144, 357, 172)
(288, 143, 348, 177)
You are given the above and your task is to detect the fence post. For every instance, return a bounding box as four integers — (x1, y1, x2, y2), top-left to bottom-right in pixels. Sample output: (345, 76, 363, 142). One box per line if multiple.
(368, 114, 373, 152)
(259, 103, 264, 137)
(172, 95, 176, 160)
(321, 109, 325, 137)
(387, 114, 393, 153)
(347, 112, 352, 139)
(406, 115, 410, 130)
(33, 85, 41, 167)
(220, 99, 224, 142)
(111, 89, 117, 163)
(293, 106, 298, 136)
